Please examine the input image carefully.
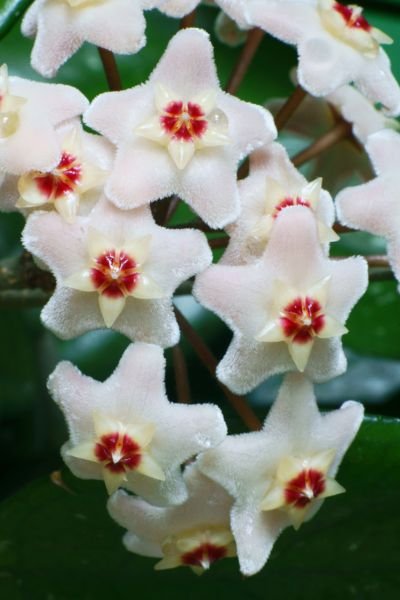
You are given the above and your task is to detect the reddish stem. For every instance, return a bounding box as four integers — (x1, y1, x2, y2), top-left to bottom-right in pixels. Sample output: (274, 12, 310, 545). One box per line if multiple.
(175, 307, 262, 431)
(225, 28, 264, 95)
(172, 345, 191, 403)
(97, 47, 122, 91)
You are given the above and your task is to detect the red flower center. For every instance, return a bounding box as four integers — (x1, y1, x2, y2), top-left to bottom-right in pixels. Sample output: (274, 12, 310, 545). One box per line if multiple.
(95, 432, 141, 474)
(285, 469, 326, 508)
(280, 297, 325, 344)
(181, 543, 227, 568)
(35, 152, 82, 200)
(91, 250, 139, 298)
(273, 197, 311, 218)
(160, 100, 208, 142)
(334, 2, 371, 31)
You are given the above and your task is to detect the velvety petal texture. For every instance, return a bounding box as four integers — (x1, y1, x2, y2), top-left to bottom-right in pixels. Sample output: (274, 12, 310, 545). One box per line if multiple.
(108, 464, 235, 572)
(194, 206, 368, 393)
(221, 142, 336, 265)
(22, 0, 158, 77)
(1, 120, 113, 218)
(85, 28, 276, 228)
(247, 0, 400, 115)
(48, 344, 227, 505)
(0, 67, 88, 175)
(159, 0, 252, 27)
(22, 196, 212, 345)
(198, 373, 364, 575)
(336, 129, 400, 283)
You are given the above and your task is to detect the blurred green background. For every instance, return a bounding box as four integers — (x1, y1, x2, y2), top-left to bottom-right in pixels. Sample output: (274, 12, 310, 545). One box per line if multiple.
(1, 1, 400, 598)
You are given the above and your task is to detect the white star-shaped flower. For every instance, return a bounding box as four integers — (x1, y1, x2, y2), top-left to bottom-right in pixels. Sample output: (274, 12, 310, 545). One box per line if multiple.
(0, 121, 113, 221)
(194, 206, 367, 394)
(247, 0, 400, 115)
(22, 196, 212, 346)
(22, 0, 160, 78)
(197, 373, 364, 575)
(85, 28, 276, 228)
(48, 344, 227, 504)
(336, 129, 400, 285)
(0, 64, 88, 175)
(108, 464, 235, 574)
(221, 142, 337, 265)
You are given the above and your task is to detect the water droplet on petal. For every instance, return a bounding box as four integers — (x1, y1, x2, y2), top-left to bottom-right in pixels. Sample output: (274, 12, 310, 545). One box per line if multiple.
(207, 108, 229, 134)
(0, 111, 19, 138)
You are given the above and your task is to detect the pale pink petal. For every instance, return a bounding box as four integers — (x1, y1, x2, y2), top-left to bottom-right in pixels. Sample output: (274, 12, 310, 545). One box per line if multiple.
(231, 504, 287, 576)
(336, 177, 400, 238)
(365, 129, 400, 175)
(149, 28, 219, 98)
(105, 141, 176, 210)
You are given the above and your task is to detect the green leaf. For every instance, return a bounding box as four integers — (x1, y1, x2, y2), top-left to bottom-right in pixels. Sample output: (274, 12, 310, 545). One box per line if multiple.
(0, 0, 32, 40)
(0, 417, 399, 599)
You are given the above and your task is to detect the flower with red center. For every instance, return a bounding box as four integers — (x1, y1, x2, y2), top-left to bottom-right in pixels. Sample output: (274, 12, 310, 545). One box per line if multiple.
(220, 144, 337, 267)
(160, 100, 208, 141)
(65, 227, 164, 328)
(260, 450, 345, 529)
(198, 374, 364, 575)
(68, 412, 164, 494)
(156, 526, 236, 574)
(333, 2, 370, 31)
(318, 0, 391, 56)
(256, 278, 347, 372)
(279, 296, 325, 343)
(16, 126, 108, 222)
(194, 206, 367, 393)
(108, 465, 235, 571)
(135, 84, 230, 170)
(23, 197, 212, 346)
(246, 0, 399, 115)
(85, 29, 276, 228)
(90, 249, 139, 298)
(49, 344, 227, 505)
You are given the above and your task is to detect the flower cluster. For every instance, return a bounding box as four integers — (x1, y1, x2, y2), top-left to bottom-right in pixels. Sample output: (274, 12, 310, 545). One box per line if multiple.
(2, 0, 399, 580)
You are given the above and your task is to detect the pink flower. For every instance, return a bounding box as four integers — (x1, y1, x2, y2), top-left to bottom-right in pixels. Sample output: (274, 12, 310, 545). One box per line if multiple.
(221, 142, 337, 265)
(85, 29, 276, 228)
(198, 373, 364, 575)
(22, 0, 160, 78)
(336, 129, 400, 284)
(0, 64, 88, 175)
(22, 197, 211, 345)
(247, 0, 400, 115)
(1, 121, 113, 221)
(194, 206, 367, 393)
(48, 343, 227, 503)
(108, 464, 235, 573)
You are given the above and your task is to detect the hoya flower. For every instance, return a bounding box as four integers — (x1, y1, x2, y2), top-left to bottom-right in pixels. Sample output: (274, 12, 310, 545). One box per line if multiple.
(194, 206, 367, 393)
(1, 121, 112, 220)
(0, 64, 88, 175)
(22, 197, 211, 346)
(85, 28, 276, 228)
(48, 343, 227, 504)
(22, 0, 160, 78)
(198, 373, 364, 576)
(247, 0, 400, 115)
(108, 464, 235, 573)
(221, 143, 337, 266)
(336, 129, 400, 284)
(157, 1, 250, 28)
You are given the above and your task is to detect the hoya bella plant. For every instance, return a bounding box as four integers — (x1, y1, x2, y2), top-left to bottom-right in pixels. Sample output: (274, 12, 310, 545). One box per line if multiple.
(1, 0, 399, 582)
